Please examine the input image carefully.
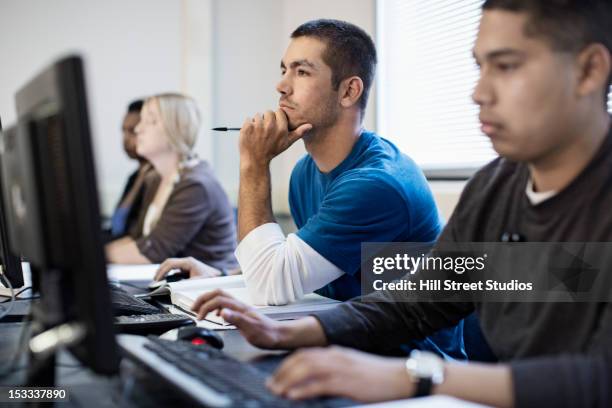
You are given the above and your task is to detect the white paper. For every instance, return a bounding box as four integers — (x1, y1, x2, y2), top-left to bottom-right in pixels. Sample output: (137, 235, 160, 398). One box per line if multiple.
(165, 304, 236, 330)
(351, 396, 491, 408)
(107, 264, 160, 282)
(171, 285, 339, 325)
(168, 274, 246, 292)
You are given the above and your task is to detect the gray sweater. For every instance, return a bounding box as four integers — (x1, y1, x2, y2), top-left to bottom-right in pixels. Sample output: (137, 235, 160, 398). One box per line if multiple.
(314, 129, 612, 408)
(130, 161, 237, 270)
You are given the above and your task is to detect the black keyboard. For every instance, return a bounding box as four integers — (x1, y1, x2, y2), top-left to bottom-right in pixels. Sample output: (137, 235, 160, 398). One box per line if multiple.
(109, 285, 161, 316)
(118, 335, 336, 408)
(114, 313, 195, 335)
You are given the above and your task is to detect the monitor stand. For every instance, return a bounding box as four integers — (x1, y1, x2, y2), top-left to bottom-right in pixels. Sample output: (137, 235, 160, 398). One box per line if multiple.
(25, 266, 84, 389)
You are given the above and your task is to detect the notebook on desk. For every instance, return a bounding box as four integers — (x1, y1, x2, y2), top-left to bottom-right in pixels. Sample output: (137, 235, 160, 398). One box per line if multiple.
(147, 274, 246, 297)
(167, 275, 340, 325)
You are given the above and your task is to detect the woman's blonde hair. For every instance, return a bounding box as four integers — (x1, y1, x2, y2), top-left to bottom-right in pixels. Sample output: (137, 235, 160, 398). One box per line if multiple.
(146, 93, 201, 160)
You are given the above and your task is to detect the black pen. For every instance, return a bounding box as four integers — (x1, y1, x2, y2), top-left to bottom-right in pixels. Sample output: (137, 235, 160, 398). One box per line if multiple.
(212, 127, 241, 131)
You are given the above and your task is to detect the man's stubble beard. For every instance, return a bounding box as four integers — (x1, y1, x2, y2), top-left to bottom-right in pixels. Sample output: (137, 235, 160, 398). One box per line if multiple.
(299, 96, 342, 145)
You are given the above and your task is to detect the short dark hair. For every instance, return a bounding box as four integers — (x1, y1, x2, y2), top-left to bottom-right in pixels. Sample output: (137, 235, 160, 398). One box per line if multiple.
(291, 19, 377, 113)
(483, 0, 612, 104)
(127, 99, 144, 114)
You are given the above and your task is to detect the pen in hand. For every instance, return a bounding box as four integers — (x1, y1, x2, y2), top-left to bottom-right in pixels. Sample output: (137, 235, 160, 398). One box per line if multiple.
(212, 127, 241, 131)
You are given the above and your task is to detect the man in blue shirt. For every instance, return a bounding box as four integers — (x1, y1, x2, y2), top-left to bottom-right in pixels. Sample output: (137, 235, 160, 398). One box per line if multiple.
(289, 130, 441, 302)
(181, 19, 468, 360)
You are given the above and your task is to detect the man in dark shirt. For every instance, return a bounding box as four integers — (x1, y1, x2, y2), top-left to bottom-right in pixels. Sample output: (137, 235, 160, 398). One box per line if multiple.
(109, 99, 152, 238)
(189, 1, 612, 407)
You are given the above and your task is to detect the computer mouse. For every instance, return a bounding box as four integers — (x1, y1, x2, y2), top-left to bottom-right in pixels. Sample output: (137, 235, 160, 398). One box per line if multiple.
(176, 326, 224, 349)
(165, 269, 191, 282)
(147, 269, 190, 290)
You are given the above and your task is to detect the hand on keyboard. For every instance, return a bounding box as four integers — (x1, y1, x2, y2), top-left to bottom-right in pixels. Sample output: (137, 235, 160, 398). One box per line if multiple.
(268, 346, 414, 403)
(189, 289, 284, 349)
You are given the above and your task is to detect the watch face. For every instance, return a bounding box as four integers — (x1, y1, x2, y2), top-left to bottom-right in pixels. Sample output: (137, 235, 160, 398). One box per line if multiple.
(409, 351, 445, 384)
(419, 354, 442, 373)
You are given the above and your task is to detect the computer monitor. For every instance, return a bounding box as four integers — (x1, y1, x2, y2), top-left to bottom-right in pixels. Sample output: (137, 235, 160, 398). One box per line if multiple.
(0, 117, 24, 288)
(0, 55, 119, 383)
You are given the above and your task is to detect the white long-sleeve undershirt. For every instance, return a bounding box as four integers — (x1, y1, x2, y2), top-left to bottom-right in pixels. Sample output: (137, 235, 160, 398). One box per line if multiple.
(235, 223, 344, 305)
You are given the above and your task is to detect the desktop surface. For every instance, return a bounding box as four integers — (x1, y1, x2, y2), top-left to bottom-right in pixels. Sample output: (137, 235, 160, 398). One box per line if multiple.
(0, 295, 487, 408)
(0, 319, 289, 407)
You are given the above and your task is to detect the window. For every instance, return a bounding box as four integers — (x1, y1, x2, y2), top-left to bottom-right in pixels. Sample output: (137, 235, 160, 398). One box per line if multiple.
(377, 0, 612, 176)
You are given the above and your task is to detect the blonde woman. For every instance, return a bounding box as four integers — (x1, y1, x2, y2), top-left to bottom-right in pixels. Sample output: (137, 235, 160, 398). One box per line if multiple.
(105, 93, 237, 273)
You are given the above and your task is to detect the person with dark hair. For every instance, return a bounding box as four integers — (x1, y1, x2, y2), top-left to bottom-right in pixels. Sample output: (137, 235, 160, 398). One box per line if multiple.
(108, 99, 153, 239)
(106, 93, 237, 270)
(187, 2, 612, 407)
(290, 19, 377, 113)
(157, 19, 467, 359)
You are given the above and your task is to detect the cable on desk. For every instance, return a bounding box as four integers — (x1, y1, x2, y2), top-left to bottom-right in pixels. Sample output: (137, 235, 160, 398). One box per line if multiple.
(0, 269, 15, 320)
(13, 286, 33, 298)
(0, 286, 35, 303)
(11, 294, 40, 301)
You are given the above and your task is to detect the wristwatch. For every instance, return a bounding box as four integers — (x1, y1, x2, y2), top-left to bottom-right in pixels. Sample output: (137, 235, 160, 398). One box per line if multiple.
(405, 350, 445, 397)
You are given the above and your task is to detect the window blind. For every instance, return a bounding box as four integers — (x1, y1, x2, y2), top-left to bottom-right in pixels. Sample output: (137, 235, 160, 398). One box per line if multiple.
(376, 0, 612, 173)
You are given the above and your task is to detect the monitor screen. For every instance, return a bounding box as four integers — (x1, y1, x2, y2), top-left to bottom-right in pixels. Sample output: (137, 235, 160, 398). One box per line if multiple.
(0, 56, 119, 376)
(0, 117, 24, 288)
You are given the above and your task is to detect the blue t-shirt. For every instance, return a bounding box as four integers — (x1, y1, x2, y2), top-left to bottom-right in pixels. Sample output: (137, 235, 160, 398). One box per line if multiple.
(289, 130, 442, 301)
(289, 130, 468, 360)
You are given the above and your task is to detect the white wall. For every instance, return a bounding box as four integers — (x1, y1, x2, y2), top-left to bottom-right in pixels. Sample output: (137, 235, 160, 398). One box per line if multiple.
(0, 0, 214, 215)
(428, 181, 464, 222)
(210, 0, 284, 209)
(0, 0, 463, 220)
(207, 0, 462, 220)
(210, 0, 376, 214)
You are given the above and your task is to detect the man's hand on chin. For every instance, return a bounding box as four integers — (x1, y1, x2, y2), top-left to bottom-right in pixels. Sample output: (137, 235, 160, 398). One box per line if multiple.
(239, 109, 312, 167)
(267, 346, 415, 402)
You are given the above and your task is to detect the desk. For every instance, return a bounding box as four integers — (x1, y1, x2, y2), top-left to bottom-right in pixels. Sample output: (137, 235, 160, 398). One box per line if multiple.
(0, 307, 288, 407)
(0, 291, 486, 407)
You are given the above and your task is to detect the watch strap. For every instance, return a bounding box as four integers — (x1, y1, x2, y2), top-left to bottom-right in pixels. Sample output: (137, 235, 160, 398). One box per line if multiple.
(414, 376, 433, 397)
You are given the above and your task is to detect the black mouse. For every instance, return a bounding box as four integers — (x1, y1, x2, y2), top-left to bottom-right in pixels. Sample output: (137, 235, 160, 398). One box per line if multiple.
(165, 269, 191, 282)
(176, 326, 224, 349)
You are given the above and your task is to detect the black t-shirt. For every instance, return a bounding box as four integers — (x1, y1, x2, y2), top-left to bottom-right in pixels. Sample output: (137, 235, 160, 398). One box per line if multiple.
(315, 127, 612, 407)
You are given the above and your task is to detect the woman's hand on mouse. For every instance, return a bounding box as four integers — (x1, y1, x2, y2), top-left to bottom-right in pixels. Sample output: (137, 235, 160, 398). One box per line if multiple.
(154, 257, 222, 281)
